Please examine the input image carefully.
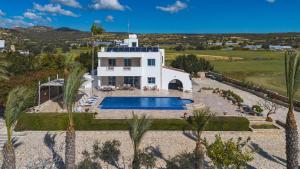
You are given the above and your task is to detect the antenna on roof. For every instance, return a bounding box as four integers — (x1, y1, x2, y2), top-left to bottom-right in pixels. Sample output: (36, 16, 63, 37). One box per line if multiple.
(127, 19, 130, 35)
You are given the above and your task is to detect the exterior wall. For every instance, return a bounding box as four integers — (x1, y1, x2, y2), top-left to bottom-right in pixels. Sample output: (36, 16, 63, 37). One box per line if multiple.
(161, 68, 192, 92)
(97, 48, 192, 92)
(98, 51, 163, 89)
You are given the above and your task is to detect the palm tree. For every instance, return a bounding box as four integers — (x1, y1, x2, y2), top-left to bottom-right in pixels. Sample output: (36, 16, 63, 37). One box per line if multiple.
(188, 109, 213, 169)
(2, 87, 31, 169)
(90, 23, 105, 95)
(90, 23, 105, 37)
(128, 113, 152, 169)
(284, 50, 300, 169)
(64, 65, 85, 169)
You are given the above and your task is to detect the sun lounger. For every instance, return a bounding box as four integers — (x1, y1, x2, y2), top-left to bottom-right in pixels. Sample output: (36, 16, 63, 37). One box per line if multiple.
(79, 99, 93, 106)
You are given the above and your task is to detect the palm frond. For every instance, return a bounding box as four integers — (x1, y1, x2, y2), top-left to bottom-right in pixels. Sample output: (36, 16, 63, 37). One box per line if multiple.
(128, 113, 152, 150)
(189, 109, 213, 139)
(5, 87, 32, 128)
(285, 50, 300, 104)
(63, 65, 85, 115)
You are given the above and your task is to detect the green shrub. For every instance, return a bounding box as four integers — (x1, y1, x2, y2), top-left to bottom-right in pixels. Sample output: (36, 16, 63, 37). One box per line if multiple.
(221, 90, 244, 104)
(252, 105, 263, 113)
(251, 124, 278, 129)
(204, 135, 254, 169)
(15, 113, 249, 131)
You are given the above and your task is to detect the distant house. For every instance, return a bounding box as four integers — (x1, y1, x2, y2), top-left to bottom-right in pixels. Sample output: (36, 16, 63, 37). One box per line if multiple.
(225, 41, 239, 46)
(0, 40, 5, 52)
(19, 50, 30, 56)
(97, 34, 192, 91)
(269, 45, 292, 51)
(10, 45, 16, 52)
(208, 42, 223, 46)
(93, 41, 113, 46)
(243, 45, 262, 50)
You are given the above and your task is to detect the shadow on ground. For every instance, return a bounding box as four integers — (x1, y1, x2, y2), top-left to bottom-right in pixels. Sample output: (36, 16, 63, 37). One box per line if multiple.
(250, 142, 286, 168)
(44, 132, 65, 169)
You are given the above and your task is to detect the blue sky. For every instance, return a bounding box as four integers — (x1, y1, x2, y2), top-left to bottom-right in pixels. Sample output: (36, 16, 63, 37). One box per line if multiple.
(0, 0, 299, 33)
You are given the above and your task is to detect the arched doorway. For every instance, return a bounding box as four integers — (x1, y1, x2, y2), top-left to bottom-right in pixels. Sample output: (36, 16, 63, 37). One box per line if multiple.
(168, 79, 183, 91)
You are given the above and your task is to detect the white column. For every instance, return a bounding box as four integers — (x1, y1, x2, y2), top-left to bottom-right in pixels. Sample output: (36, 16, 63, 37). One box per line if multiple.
(48, 77, 51, 100)
(98, 78, 101, 87)
(38, 81, 41, 105)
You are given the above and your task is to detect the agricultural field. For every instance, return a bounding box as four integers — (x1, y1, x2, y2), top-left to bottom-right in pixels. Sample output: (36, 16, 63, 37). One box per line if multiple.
(165, 49, 300, 99)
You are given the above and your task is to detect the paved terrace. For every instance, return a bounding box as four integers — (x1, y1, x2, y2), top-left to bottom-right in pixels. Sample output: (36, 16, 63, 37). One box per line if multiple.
(90, 79, 246, 119)
(33, 79, 249, 119)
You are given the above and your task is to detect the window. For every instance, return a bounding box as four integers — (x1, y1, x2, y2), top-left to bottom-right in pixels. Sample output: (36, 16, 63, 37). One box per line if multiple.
(124, 58, 132, 67)
(124, 77, 139, 87)
(147, 59, 155, 66)
(108, 76, 116, 86)
(132, 42, 137, 47)
(108, 59, 116, 66)
(148, 77, 156, 84)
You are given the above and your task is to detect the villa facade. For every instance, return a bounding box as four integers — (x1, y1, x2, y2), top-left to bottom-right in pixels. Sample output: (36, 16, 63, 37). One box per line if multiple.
(97, 34, 192, 91)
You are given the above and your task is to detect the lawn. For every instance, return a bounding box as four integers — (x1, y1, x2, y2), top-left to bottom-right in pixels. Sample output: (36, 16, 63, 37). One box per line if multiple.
(165, 49, 300, 100)
(15, 113, 250, 131)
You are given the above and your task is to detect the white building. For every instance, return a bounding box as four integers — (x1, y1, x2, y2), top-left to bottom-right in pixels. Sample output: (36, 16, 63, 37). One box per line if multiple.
(97, 34, 192, 91)
(243, 45, 262, 50)
(269, 45, 292, 51)
(0, 40, 5, 49)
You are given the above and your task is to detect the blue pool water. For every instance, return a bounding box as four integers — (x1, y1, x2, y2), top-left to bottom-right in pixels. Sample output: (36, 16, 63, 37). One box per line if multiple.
(99, 97, 193, 110)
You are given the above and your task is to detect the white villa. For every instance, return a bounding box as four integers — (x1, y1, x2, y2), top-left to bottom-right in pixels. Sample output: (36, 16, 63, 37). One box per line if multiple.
(97, 34, 192, 92)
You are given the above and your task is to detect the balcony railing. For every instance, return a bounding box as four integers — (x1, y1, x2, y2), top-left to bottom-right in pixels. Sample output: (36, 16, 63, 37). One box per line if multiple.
(107, 66, 114, 71)
(98, 66, 142, 76)
(123, 67, 131, 71)
(105, 47, 159, 52)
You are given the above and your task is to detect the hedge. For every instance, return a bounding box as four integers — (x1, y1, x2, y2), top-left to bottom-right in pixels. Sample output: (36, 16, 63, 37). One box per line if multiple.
(15, 113, 250, 131)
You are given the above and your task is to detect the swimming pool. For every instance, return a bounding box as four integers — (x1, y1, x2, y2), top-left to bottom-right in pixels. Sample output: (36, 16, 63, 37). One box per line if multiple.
(99, 97, 193, 110)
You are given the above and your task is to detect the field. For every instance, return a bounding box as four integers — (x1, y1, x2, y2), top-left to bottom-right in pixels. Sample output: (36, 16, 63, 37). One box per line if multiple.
(165, 49, 300, 100)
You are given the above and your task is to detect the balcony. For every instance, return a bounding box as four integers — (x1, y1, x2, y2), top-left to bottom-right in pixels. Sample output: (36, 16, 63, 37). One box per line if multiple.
(98, 66, 142, 76)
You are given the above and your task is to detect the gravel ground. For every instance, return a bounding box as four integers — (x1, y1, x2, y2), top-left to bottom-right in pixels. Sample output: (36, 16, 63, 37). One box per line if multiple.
(0, 130, 291, 169)
(0, 78, 299, 168)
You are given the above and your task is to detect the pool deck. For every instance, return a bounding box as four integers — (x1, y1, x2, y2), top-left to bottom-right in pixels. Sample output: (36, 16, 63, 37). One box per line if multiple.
(32, 78, 244, 119)
(92, 89, 197, 119)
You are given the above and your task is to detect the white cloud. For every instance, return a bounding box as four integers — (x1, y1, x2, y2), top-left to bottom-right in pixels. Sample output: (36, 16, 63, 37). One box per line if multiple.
(52, 0, 82, 8)
(23, 11, 52, 24)
(24, 11, 42, 20)
(46, 17, 52, 22)
(266, 0, 276, 3)
(90, 0, 125, 10)
(156, 1, 187, 13)
(33, 3, 79, 17)
(105, 15, 114, 22)
(0, 18, 34, 28)
(94, 20, 101, 24)
(13, 16, 24, 20)
(0, 9, 5, 16)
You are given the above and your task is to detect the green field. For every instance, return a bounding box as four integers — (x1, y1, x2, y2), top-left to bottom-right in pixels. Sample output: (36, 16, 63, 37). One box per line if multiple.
(165, 49, 300, 99)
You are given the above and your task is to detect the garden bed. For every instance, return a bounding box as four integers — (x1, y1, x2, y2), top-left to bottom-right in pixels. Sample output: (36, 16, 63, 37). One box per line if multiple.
(251, 124, 279, 129)
(15, 113, 250, 131)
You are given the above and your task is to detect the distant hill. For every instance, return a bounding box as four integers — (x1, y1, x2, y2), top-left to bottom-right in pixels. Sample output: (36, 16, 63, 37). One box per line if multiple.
(55, 27, 80, 32)
(1, 25, 300, 47)
(8, 26, 91, 43)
